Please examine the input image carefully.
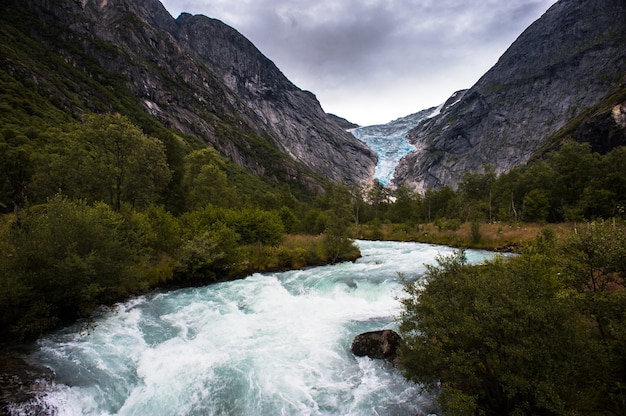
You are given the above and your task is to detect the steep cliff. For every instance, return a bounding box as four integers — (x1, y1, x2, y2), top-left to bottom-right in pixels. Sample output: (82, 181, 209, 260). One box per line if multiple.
(0, 0, 376, 188)
(552, 79, 626, 155)
(394, 0, 626, 192)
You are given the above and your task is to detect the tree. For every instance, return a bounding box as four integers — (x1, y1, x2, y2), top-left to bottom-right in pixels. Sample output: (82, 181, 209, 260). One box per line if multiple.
(0, 131, 33, 213)
(347, 183, 366, 227)
(522, 188, 550, 222)
(0, 196, 149, 339)
(51, 113, 172, 211)
(458, 165, 496, 222)
(549, 140, 598, 220)
(387, 182, 421, 224)
(178, 222, 243, 280)
(367, 179, 390, 219)
(226, 207, 285, 246)
(182, 148, 236, 210)
(399, 233, 600, 415)
(561, 221, 626, 331)
(421, 186, 459, 222)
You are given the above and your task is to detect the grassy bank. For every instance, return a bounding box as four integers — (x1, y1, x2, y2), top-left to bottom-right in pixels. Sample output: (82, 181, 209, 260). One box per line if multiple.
(354, 221, 576, 251)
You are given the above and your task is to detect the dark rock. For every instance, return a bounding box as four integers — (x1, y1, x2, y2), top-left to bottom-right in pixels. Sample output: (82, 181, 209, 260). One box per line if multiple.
(351, 330, 403, 360)
(572, 102, 626, 154)
(327, 114, 360, 130)
(0, 350, 54, 415)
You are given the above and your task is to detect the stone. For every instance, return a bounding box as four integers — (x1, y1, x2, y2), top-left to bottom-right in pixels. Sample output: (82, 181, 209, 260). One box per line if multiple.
(350, 329, 403, 360)
(0, 350, 54, 414)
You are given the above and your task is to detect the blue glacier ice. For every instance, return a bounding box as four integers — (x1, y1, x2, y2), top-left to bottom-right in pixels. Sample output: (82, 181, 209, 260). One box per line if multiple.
(350, 106, 439, 186)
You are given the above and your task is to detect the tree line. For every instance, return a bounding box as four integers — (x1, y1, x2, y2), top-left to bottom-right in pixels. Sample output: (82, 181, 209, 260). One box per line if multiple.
(356, 140, 626, 227)
(2, 112, 625, 341)
(2, 110, 626, 416)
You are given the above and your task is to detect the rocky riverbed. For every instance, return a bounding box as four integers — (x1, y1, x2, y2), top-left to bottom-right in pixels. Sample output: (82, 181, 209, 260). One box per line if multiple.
(0, 349, 54, 416)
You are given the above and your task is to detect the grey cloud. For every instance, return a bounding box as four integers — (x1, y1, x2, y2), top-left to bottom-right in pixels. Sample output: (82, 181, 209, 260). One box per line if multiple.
(161, 0, 558, 124)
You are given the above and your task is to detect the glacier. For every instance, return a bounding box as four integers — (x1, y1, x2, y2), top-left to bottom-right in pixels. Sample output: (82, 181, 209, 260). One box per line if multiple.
(350, 106, 438, 185)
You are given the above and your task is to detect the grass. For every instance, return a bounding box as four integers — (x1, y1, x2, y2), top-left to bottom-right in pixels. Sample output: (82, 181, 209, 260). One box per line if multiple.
(237, 233, 361, 276)
(353, 222, 576, 251)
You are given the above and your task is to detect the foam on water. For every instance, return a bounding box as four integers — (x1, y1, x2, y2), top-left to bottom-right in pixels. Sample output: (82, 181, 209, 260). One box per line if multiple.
(15, 240, 498, 415)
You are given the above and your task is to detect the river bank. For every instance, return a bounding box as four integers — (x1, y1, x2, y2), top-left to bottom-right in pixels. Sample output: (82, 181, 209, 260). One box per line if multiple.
(0, 348, 54, 416)
(354, 221, 575, 251)
(0, 233, 362, 414)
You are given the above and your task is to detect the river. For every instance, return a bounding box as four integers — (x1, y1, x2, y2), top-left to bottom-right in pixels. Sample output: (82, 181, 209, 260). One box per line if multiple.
(11, 240, 500, 416)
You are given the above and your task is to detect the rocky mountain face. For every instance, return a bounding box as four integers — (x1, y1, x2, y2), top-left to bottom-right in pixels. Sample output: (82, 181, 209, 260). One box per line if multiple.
(1, 0, 376, 188)
(394, 0, 626, 192)
(569, 87, 626, 154)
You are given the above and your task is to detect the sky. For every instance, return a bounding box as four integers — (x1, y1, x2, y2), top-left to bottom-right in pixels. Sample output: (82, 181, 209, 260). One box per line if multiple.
(160, 0, 559, 126)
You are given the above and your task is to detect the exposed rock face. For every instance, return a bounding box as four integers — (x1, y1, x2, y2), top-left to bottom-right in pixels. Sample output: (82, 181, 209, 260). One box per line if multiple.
(173, 12, 376, 184)
(572, 101, 626, 154)
(3, 0, 376, 187)
(350, 330, 403, 360)
(327, 114, 360, 130)
(394, 0, 626, 192)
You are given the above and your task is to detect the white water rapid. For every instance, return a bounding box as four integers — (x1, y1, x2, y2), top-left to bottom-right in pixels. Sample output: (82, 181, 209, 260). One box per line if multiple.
(13, 240, 500, 416)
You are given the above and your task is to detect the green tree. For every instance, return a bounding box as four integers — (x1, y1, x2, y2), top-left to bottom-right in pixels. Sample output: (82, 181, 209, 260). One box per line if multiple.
(0, 196, 149, 339)
(560, 221, 626, 414)
(602, 147, 626, 216)
(491, 168, 522, 222)
(0, 131, 33, 212)
(561, 221, 626, 330)
(399, 234, 598, 415)
(347, 183, 366, 227)
(549, 140, 597, 221)
(48, 113, 172, 211)
(458, 166, 496, 222)
(367, 179, 390, 220)
(182, 148, 236, 210)
(225, 207, 285, 246)
(178, 222, 243, 280)
(522, 188, 550, 222)
(421, 186, 459, 222)
(387, 182, 421, 224)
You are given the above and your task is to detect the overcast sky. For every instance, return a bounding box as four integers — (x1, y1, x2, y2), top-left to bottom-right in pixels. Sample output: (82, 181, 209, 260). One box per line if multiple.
(160, 0, 558, 126)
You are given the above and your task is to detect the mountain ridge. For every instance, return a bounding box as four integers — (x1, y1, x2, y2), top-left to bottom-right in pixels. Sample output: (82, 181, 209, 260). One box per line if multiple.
(0, 0, 376, 190)
(393, 0, 626, 192)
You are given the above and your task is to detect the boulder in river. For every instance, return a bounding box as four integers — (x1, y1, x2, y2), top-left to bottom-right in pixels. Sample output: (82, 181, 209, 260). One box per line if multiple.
(350, 330, 403, 360)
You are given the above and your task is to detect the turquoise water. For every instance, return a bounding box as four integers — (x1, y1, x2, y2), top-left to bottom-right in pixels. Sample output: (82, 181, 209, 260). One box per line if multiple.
(14, 240, 498, 416)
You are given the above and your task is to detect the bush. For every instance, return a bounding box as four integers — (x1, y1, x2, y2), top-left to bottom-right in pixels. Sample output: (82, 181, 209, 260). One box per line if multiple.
(0, 196, 149, 339)
(398, 227, 623, 415)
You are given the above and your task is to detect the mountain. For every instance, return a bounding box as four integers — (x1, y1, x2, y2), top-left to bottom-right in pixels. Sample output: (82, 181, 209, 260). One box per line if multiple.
(394, 0, 626, 192)
(350, 106, 438, 185)
(327, 114, 359, 130)
(0, 0, 376, 190)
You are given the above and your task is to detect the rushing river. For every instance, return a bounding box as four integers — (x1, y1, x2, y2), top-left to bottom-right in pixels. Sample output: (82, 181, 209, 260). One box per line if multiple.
(13, 240, 500, 416)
